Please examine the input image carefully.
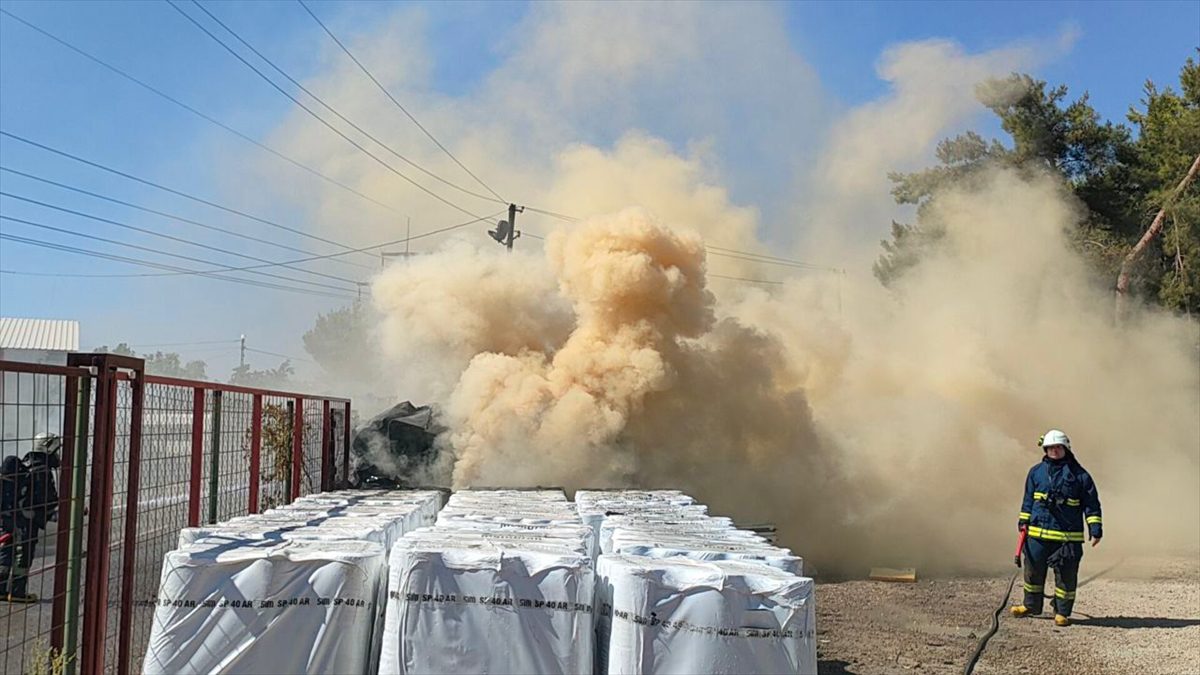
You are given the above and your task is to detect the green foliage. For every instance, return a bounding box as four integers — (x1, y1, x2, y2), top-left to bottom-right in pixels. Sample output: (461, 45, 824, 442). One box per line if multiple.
(302, 302, 376, 380)
(875, 53, 1200, 315)
(241, 401, 314, 510)
(143, 351, 207, 379)
(94, 343, 207, 378)
(230, 359, 294, 388)
(95, 342, 136, 356)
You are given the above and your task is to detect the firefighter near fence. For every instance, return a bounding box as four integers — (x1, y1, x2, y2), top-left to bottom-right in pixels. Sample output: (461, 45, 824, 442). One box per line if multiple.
(0, 432, 61, 603)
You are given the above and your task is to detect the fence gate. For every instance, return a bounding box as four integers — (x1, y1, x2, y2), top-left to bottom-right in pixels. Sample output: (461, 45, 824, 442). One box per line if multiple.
(0, 354, 351, 674)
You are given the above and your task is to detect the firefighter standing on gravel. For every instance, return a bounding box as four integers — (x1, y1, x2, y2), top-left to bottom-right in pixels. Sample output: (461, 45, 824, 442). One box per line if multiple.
(0, 433, 62, 603)
(1010, 429, 1103, 626)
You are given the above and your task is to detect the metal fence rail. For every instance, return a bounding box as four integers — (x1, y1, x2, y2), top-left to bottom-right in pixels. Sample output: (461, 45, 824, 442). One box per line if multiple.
(0, 355, 351, 674)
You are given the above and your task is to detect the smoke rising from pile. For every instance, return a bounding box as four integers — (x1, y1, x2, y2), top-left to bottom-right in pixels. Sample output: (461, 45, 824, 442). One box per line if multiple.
(254, 5, 1198, 571)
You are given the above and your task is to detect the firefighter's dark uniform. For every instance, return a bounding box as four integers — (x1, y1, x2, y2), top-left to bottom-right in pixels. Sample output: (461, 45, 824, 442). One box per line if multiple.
(0, 450, 58, 599)
(1017, 451, 1103, 617)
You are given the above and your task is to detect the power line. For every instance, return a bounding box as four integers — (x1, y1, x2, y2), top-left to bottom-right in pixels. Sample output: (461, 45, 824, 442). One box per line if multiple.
(704, 243, 838, 271)
(168, 0, 495, 220)
(0, 166, 367, 273)
(0, 8, 414, 224)
(523, 206, 579, 223)
(189, 0, 501, 206)
(0, 212, 357, 293)
(521, 206, 840, 271)
(0, 130, 377, 268)
(245, 346, 313, 364)
(129, 340, 239, 348)
(0, 189, 361, 288)
(708, 273, 783, 286)
(0, 233, 354, 300)
(297, 0, 506, 203)
(0, 210, 504, 279)
(703, 249, 832, 271)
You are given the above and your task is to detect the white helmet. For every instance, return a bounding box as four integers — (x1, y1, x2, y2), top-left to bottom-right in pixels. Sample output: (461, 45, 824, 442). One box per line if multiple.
(1040, 429, 1071, 451)
(34, 432, 63, 456)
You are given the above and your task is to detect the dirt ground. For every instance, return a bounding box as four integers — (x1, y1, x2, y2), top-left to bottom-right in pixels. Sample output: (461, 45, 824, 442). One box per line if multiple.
(816, 555, 1200, 675)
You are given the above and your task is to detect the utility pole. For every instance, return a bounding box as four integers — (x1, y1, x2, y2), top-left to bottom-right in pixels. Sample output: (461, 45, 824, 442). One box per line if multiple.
(488, 205, 523, 250)
(505, 203, 523, 252)
(239, 334, 246, 370)
(380, 216, 418, 268)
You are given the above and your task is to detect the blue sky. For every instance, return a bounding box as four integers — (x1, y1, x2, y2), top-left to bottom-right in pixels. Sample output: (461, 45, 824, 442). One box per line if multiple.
(0, 0, 1196, 381)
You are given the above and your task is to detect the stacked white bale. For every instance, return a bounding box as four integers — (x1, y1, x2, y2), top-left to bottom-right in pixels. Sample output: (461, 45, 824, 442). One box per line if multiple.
(597, 555, 816, 675)
(145, 489, 443, 675)
(579, 490, 814, 675)
(610, 533, 803, 575)
(575, 490, 703, 557)
(380, 490, 595, 675)
(143, 539, 385, 675)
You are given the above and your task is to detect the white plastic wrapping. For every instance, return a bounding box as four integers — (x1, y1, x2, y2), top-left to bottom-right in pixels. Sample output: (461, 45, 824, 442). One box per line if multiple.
(380, 541, 595, 675)
(596, 555, 816, 675)
(177, 519, 391, 549)
(142, 539, 385, 675)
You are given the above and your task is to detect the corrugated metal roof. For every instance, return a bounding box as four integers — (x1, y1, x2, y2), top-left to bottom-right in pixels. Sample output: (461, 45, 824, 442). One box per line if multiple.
(0, 317, 80, 351)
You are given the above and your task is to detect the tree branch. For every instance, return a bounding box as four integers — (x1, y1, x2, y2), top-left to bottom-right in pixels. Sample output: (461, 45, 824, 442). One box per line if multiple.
(1115, 152, 1200, 320)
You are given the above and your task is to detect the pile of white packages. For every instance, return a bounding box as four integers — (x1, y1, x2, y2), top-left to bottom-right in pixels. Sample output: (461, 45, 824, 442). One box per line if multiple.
(144, 486, 815, 675)
(379, 489, 595, 675)
(143, 489, 444, 675)
(577, 490, 816, 675)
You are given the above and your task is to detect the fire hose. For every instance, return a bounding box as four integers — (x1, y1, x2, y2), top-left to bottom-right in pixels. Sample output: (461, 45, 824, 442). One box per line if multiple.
(962, 527, 1026, 675)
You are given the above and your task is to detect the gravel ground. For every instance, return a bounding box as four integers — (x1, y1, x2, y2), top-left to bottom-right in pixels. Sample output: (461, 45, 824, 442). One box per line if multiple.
(817, 555, 1200, 675)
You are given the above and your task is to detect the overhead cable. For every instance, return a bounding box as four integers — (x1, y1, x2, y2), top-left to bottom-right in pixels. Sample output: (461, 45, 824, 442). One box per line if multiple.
(297, 0, 506, 203)
(0, 189, 361, 287)
(169, 0, 496, 219)
(0, 233, 354, 300)
(0, 130, 377, 268)
(0, 212, 356, 293)
(0, 8, 411, 222)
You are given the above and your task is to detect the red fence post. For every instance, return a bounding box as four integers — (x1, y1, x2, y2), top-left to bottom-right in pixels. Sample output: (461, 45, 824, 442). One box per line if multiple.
(117, 365, 146, 675)
(187, 388, 205, 527)
(321, 400, 331, 492)
(291, 397, 303, 501)
(343, 401, 351, 489)
(249, 394, 262, 513)
(50, 373, 80, 655)
(80, 357, 119, 675)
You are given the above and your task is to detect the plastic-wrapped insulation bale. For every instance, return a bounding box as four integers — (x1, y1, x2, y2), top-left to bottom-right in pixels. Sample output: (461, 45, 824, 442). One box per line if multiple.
(595, 555, 815, 675)
(143, 539, 385, 675)
(379, 541, 595, 675)
(598, 518, 738, 555)
(400, 527, 591, 558)
(613, 544, 803, 576)
(436, 523, 597, 558)
(177, 520, 392, 550)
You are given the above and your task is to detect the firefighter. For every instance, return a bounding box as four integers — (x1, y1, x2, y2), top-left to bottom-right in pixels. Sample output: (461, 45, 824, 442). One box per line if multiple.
(0, 433, 61, 602)
(1011, 429, 1103, 626)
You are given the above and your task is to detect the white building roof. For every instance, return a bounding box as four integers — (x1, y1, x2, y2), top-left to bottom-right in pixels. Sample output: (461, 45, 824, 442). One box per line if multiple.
(0, 317, 80, 352)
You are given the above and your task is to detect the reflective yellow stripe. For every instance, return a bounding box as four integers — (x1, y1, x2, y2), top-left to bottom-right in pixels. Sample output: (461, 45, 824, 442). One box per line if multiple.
(1026, 526, 1085, 542)
(1019, 512, 1031, 520)
(1032, 493, 1080, 506)
(1055, 588, 1076, 599)
(1023, 583, 1043, 593)
(1086, 516, 1102, 525)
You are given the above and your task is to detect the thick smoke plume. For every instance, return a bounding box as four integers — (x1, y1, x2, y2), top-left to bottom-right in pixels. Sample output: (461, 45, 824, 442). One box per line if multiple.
(371, 179, 1199, 573)
(251, 5, 1197, 572)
